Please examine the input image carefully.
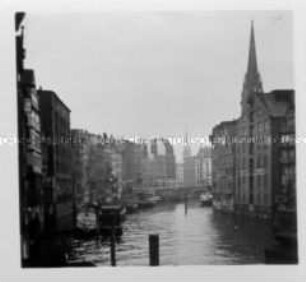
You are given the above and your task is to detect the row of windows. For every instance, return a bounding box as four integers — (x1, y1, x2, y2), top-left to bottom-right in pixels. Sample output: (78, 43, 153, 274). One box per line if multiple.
(279, 149, 295, 163)
(236, 192, 270, 205)
(236, 173, 269, 193)
(239, 120, 269, 135)
(236, 137, 270, 154)
(279, 119, 295, 134)
(215, 182, 233, 193)
(55, 145, 71, 174)
(236, 155, 268, 169)
(27, 129, 41, 153)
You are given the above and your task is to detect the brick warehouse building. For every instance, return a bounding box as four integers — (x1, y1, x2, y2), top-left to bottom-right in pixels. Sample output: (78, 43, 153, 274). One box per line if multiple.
(70, 129, 92, 206)
(195, 146, 213, 187)
(38, 89, 74, 233)
(211, 120, 237, 212)
(210, 22, 296, 224)
(15, 13, 45, 263)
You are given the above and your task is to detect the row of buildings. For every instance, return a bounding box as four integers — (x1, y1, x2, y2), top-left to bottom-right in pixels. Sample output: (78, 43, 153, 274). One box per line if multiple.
(17, 22, 178, 264)
(16, 12, 75, 263)
(70, 132, 178, 205)
(16, 13, 177, 264)
(176, 142, 212, 188)
(210, 22, 296, 233)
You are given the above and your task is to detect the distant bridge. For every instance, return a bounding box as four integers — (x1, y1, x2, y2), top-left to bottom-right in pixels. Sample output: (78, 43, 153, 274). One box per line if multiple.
(133, 185, 211, 200)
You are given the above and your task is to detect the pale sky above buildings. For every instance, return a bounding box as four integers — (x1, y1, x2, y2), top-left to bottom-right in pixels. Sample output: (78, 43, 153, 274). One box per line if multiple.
(23, 11, 293, 161)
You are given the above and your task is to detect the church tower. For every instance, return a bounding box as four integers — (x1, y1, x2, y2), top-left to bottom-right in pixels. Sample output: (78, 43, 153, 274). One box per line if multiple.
(241, 21, 263, 113)
(183, 132, 191, 160)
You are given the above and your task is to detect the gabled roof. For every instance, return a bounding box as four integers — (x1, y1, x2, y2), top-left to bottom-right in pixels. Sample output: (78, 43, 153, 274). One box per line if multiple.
(256, 90, 294, 118)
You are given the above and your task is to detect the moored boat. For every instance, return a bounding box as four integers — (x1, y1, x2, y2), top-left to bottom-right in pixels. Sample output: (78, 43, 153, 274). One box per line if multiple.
(137, 193, 161, 209)
(98, 204, 126, 236)
(125, 202, 139, 213)
(76, 203, 99, 236)
(199, 192, 213, 206)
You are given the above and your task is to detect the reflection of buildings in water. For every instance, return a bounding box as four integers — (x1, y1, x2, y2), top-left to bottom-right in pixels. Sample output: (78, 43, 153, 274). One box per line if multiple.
(210, 212, 273, 262)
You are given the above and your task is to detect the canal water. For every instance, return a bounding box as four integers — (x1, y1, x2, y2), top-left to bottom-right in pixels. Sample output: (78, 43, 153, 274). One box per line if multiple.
(68, 201, 273, 266)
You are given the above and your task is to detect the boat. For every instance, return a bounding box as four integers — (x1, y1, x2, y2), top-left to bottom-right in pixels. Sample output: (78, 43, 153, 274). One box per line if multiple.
(149, 195, 162, 204)
(98, 204, 126, 236)
(137, 193, 161, 209)
(76, 203, 99, 236)
(125, 202, 139, 214)
(199, 192, 213, 206)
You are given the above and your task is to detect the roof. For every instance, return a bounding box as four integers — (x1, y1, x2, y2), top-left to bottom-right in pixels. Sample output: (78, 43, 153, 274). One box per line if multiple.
(212, 119, 238, 134)
(256, 90, 294, 118)
(37, 88, 71, 113)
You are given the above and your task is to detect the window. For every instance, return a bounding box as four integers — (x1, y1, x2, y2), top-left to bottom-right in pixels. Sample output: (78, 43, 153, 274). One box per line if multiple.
(256, 192, 260, 204)
(256, 155, 260, 168)
(264, 121, 269, 133)
(249, 158, 254, 171)
(249, 142, 254, 155)
(281, 120, 287, 132)
(281, 150, 289, 163)
(264, 174, 269, 190)
(31, 89, 38, 108)
(289, 149, 295, 162)
(263, 155, 268, 169)
(249, 111, 254, 123)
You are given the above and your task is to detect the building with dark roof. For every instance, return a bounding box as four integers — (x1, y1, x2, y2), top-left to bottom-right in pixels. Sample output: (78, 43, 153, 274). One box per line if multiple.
(18, 68, 44, 261)
(210, 22, 296, 226)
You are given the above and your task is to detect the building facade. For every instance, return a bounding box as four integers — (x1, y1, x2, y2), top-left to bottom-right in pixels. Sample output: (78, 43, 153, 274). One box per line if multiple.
(176, 163, 184, 188)
(85, 134, 111, 204)
(142, 138, 176, 187)
(210, 22, 296, 221)
(195, 147, 212, 187)
(38, 89, 73, 232)
(211, 120, 237, 211)
(183, 141, 197, 188)
(121, 141, 144, 186)
(271, 97, 296, 237)
(70, 129, 91, 207)
(15, 13, 44, 263)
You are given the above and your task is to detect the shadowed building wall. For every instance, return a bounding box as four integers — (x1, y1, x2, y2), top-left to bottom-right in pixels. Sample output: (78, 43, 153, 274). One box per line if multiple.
(38, 89, 73, 232)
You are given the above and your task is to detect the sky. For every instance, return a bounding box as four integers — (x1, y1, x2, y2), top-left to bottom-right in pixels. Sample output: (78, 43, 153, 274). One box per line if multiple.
(22, 11, 293, 161)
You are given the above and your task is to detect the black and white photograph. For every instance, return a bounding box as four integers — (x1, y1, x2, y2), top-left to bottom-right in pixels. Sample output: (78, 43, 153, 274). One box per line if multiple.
(14, 10, 298, 267)
(1, 0, 306, 281)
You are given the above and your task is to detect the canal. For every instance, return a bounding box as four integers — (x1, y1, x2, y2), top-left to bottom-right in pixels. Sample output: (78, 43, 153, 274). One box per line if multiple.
(68, 201, 273, 265)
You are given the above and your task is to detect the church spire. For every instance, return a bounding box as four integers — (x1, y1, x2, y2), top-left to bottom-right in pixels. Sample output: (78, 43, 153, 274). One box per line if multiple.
(183, 131, 191, 159)
(242, 21, 263, 108)
(247, 21, 258, 75)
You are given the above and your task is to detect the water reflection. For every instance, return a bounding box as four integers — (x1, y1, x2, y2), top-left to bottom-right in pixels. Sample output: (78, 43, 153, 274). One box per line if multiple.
(210, 212, 273, 264)
(68, 202, 272, 265)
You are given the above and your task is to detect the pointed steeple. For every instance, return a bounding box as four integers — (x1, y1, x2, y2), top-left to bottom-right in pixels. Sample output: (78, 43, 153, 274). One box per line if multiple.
(241, 21, 263, 109)
(183, 131, 191, 159)
(247, 21, 258, 75)
(184, 131, 189, 145)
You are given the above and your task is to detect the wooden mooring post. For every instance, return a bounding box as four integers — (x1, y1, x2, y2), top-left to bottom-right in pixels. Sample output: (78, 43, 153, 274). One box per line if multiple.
(149, 234, 159, 266)
(184, 194, 188, 215)
(110, 217, 116, 266)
